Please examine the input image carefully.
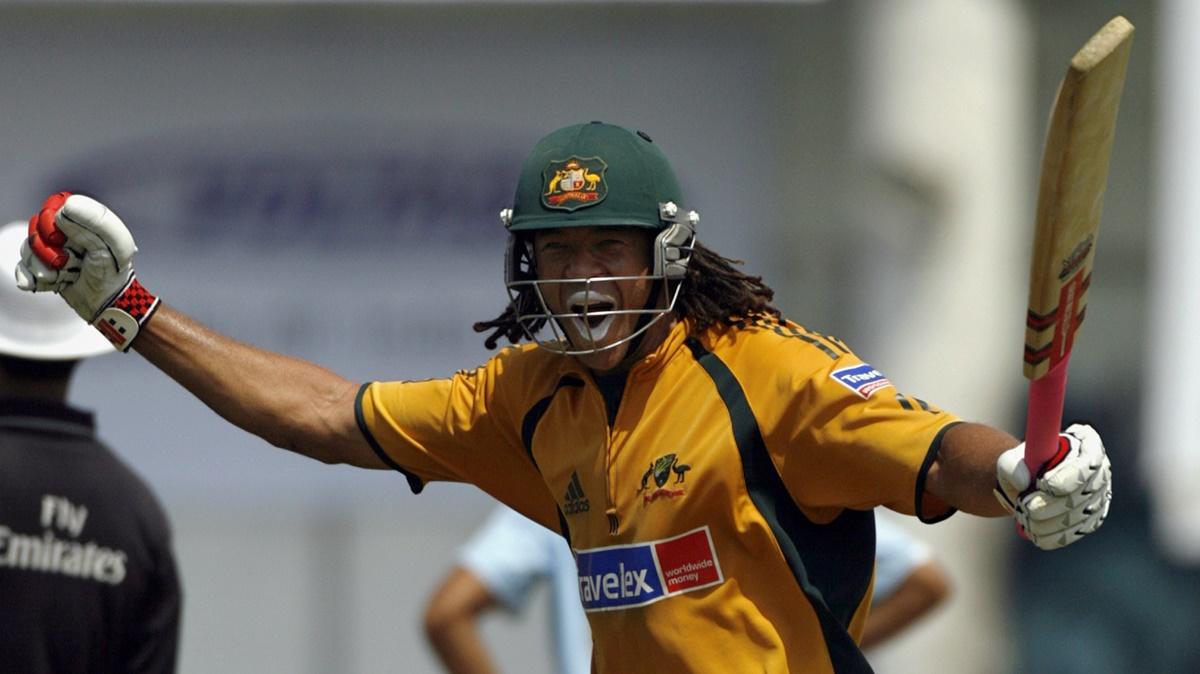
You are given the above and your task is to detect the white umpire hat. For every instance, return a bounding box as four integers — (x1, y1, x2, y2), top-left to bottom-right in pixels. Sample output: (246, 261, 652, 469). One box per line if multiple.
(0, 219, 113, 360)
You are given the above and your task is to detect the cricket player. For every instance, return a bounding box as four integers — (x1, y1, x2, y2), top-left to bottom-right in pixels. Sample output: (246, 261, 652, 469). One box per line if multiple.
(13, 122, 1110, 673)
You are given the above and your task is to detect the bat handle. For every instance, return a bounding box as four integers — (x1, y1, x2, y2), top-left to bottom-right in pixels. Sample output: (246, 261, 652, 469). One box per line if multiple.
(1024, 356, 1070, 474)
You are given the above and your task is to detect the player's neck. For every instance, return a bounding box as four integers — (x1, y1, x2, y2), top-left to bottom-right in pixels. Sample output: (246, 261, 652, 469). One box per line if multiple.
(582, 315, 675, 377)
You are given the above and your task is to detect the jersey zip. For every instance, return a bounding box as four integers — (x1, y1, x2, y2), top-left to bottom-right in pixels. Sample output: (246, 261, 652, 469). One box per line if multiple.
(604, 388, 621, 537)
(585, 370, 625, 537)
(593, 351, 672, 537)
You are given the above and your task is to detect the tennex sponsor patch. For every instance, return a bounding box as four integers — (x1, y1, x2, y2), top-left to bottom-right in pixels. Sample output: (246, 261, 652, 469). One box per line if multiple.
(830, 363, 893, 399)
(574, 526, 723, 612)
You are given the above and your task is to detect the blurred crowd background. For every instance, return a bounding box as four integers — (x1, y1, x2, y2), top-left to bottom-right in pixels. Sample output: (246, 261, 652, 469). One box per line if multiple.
(2, 0, 1193, 672)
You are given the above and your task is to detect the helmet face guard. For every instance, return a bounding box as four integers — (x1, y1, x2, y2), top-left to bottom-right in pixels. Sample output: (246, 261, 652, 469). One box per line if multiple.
(500, 122, 698, 355)
(503, 204, 697, 355)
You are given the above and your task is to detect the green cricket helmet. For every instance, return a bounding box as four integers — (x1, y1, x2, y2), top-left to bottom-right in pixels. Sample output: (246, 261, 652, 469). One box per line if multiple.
(501, 121, 699, 355)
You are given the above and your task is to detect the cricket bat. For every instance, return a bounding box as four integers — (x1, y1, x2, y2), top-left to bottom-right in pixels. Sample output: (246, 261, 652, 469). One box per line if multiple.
(1023, 16, 1134, 471)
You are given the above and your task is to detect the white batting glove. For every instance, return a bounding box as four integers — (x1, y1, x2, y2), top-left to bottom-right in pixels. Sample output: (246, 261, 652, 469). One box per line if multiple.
(993, 423, 1112, 550)
(14, 192, 159, 351)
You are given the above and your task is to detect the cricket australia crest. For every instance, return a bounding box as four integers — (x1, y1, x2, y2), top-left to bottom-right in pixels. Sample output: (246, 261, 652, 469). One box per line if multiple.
(542, 156, 607, 211)
(637, 453, 691, 505)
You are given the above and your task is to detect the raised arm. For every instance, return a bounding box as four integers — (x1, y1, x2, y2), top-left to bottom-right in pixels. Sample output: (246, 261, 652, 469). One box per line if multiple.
(15, 192, 382, 468)
(926, 421, 1111, 550)
(924, 423, 1017, 517)
(135, 305, 380, 467)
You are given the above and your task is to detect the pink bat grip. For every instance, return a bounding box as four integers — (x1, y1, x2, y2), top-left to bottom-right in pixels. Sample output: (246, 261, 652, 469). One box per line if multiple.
(1024, 356, 1070, 473)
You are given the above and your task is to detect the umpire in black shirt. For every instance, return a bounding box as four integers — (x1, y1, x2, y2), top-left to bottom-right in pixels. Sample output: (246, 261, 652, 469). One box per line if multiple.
(0, 220, 181, 673)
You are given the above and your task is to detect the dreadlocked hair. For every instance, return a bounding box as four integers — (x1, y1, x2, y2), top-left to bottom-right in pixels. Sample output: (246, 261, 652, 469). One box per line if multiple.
(675, 241, 781, 331)
(473, 240, 781, 350)
(473, 286, 546, 350)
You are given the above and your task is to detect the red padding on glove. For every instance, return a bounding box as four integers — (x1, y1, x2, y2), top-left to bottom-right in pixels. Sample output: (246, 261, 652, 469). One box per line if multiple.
(36, 192, 70, 243)
(1037, 436, 1072, 480)
(26, 191, 72, 269)
(27, 233, 67, 270)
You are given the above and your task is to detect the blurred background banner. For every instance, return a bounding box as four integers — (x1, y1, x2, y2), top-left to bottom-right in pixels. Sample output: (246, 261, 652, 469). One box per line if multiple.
(1, 1, 1183, 673)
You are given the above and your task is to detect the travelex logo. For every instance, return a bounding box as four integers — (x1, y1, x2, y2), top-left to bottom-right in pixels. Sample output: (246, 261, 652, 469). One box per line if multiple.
(574, 526, 723, 612)
(831, 363, 893, 399)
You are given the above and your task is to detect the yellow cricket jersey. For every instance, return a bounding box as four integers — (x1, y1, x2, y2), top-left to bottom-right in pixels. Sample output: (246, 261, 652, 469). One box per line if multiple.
(356, 316, 960, 674)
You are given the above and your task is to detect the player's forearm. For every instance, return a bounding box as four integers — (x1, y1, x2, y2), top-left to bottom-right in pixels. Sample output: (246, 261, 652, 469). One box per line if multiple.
(427, 621, 500, 674)
(132, 304, 371, 466)
(925, 423, 1018, 517)
(859, 562, 951, 649)
(424, 569, 505, 674)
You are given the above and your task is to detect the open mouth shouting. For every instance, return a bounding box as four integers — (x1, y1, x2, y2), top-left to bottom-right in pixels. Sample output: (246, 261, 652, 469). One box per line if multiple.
(564, 289, 619, 344)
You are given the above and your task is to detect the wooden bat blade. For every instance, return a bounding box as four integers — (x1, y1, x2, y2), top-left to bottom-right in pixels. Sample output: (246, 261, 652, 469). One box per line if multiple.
(1024, 16, 1133, 471)
(1024, 16, 1133, 380)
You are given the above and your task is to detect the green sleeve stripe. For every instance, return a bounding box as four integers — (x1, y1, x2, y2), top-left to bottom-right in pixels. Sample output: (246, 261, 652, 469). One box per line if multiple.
(915, 421, 962, 524)
(748, 316, 845, 360)
(685, 338, 874, 674)
(354, 382, 425, 494)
